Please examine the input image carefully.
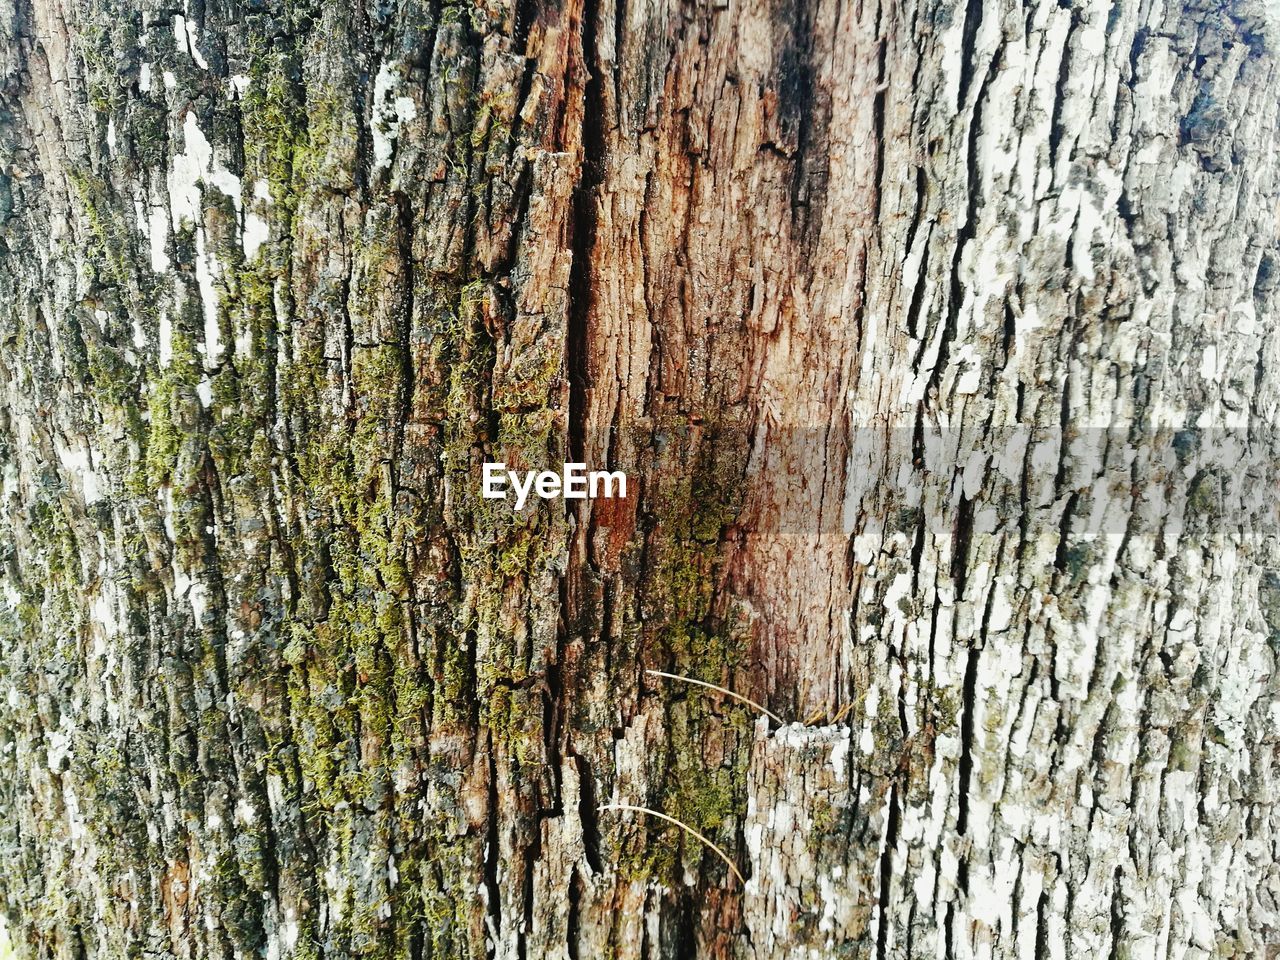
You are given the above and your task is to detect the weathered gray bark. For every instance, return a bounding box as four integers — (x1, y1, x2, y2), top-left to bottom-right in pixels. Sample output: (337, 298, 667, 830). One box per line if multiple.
(1, 0, 1278, 958)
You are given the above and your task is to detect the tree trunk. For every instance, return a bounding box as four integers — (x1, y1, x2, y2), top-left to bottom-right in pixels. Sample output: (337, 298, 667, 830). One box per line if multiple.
(1, 0, 1278, 957)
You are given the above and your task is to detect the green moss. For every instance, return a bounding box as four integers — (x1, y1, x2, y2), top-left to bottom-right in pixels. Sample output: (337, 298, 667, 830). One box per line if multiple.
(926, 680, 960, 732)
(240, 49, 306, 210)
(76, 17, 129, 114)
(1059, 541, 1092, 589)
(1187, 471, 1221, 518)
(808, 802, 838, 854)
(27, 499, 80, 585)
(85, 335, 141, 412)
(613, 705, 750, 885)
(68, 170, 148, 301)
(611, 425, 757, 884)
(137, 332, 201, 490)
(137, 21, 546, 954)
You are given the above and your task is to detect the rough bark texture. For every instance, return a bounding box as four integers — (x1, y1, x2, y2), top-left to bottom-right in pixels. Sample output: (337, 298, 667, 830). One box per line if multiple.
(1, 0, 1279, 958)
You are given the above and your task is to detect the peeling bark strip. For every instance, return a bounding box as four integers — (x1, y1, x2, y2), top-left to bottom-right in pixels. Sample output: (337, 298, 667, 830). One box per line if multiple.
(0, 0, 1278, 957)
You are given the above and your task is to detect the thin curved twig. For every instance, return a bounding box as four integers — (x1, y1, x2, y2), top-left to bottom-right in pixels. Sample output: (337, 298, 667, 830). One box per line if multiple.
(599, 802, 745, 884)
(645, 669, 783, 726)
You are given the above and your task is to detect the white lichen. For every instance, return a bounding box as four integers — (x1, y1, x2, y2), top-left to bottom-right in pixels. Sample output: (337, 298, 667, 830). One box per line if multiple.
(173, 13, 209, 70)
(371, 60, 418, 171)
(166, 111, 247, 363)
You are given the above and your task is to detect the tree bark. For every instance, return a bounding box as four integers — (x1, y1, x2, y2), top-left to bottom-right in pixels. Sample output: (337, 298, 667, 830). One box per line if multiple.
(1, 0, 1279, 958)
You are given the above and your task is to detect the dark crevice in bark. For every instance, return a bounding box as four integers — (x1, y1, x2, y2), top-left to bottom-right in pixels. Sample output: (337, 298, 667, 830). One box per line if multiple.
(675, 895, 698, 960)
(392, 190, 415, 478)
(1090, 702, 1117, 790)
(613, 0, 627, 113)
(1106, 869, 1125, 958)
(1007, 845, 1027, 949)
(1128, 25, 1150, 85)
(1053, 346, 1074, 466)
(1035, 886, 1051, 957)
(1063, 863, 1078, 956)
(352, 3, 374, 199)
(484, 735, 503, 941)
(909, 472, 926, 592)
(575, 752, 604, 872)
(567, 0, 605, 466)
(874, 782, 900, 960)
(1062, 206, 1081, 279)
(929, 39, 998, 403)
(976, 528, 1002, 634)
(1048, 13, 1078, 168)
(872, 29, 887, 220)
(463, 626, 482, 729)
(415, 0, 444, 94)
(1000, 297, 1016, 366)
(508, 59, 539, 161)
(905, 229, 931, 346)
(336, 215, 356, 419)
(518, 821, 541, 960)
(955, 645, 978, 837)
(902, 161, 928, 286)
(514, 0, 537, 53)
(544, 654, 565, 810)
(1009, 656, 1040, 772)
(954, 0, 983, 108)
(637, 908, 652, 960)
(895, 651, 909, 754)
(1253, 252, 1276, 303)
(774, 0, 827, 240)
(924, 600, 942, 719)
(566, 866, 583, 960)
(950, 494, 975, 597)
(1052, 492, 1080, 576)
